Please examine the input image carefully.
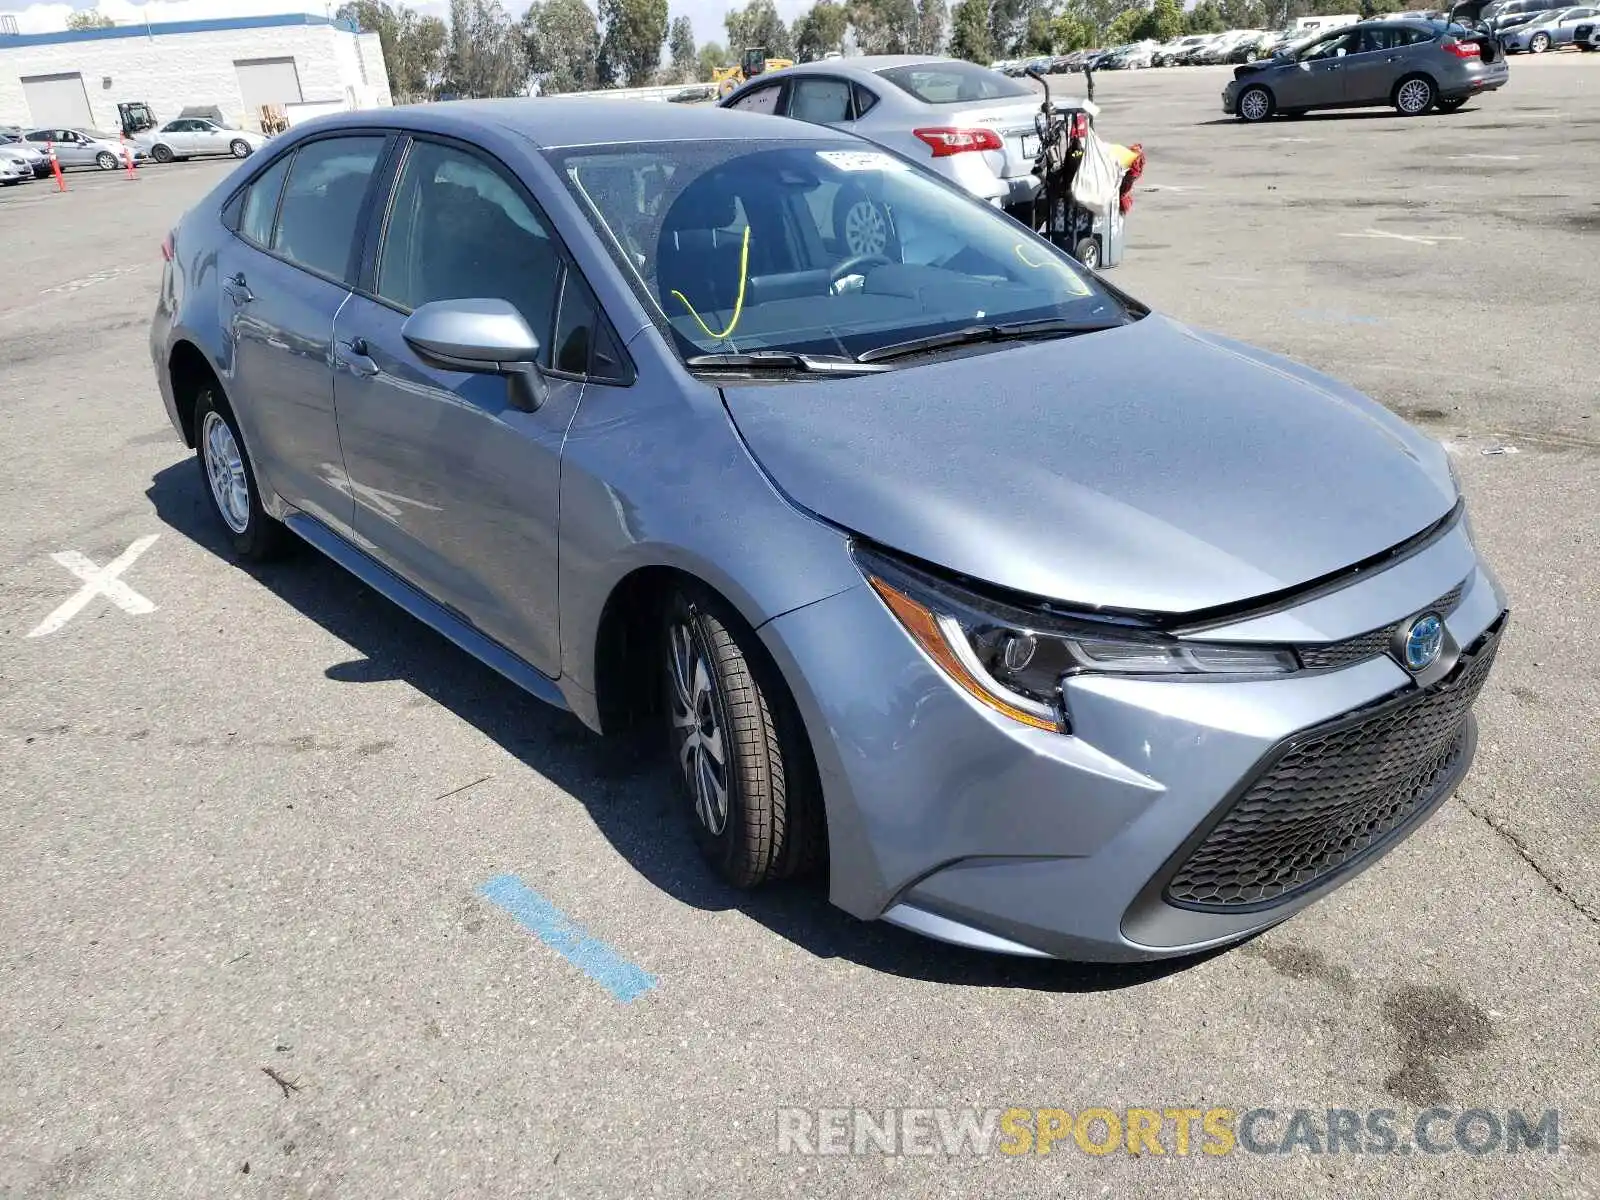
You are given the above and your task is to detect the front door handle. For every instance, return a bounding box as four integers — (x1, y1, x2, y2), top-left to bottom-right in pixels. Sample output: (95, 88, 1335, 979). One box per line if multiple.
(223, 272, 253, 304)
(337, 336, 379, 378)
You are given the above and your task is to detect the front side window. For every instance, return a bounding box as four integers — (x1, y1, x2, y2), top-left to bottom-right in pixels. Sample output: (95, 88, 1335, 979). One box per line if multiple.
(876, 61, 1031, 104)
(239, 153, 292, 246)
(728, 84, 783, 113)
(558, 140, 1131, 365)
(271, 135, 384, 280)
(375, 139, 560, 365)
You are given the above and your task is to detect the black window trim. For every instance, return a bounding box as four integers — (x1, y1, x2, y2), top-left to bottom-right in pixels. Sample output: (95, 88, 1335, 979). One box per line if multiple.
(355, 130, 635, 387)
(219, 128, 400, 290)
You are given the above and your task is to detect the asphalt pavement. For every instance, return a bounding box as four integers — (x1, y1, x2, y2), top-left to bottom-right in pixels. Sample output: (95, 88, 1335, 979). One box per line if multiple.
(1, 56, 1597, 1198)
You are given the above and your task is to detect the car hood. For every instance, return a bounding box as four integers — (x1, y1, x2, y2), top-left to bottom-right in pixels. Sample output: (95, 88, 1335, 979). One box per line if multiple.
(720, 316, 1457, 615)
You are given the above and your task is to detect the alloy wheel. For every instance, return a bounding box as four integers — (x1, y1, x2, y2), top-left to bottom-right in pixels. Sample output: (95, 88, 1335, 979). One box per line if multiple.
(842, 199, 889, 257)
(231, 140, 251, 158)
(96, 151, 117, 170)
(1397, 79, 1433, 114)
(1240, 88, 1270, 121)
(668, 620, 729, 837)
(201, 410, 251, 534)
(1530, 32, 1550, 52)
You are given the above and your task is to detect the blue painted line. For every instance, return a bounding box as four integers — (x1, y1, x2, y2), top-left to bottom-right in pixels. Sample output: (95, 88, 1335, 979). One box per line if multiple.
(478, 874, 657, 1003)
(1294, 309, 1386, 327)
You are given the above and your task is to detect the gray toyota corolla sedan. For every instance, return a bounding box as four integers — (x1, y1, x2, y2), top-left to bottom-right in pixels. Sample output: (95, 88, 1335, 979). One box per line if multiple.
(150, 101, 1508, 962)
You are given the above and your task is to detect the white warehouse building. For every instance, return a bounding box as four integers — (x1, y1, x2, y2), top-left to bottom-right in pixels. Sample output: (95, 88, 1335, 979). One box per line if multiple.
(0, 12, 391, 135)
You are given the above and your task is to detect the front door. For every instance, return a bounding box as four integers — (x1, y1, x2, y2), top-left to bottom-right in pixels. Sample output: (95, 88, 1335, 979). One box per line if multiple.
(332, 136, 578, 675)
(220, 133, 389, 534)
(1276, 31, 1359, 107)
(194, 121, 231, 154)
(58, 130, 94, 167)
(161, 120, 196, 155)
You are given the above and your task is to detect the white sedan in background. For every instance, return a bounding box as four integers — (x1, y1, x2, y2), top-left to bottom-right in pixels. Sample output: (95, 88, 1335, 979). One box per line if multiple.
(140, 118, 266, 163)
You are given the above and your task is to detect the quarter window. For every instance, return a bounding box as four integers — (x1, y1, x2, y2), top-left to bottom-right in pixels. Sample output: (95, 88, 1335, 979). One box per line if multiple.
(271, 135, 385, 280)
(238, 153, 292, 246)
(375, 139, 561, 365)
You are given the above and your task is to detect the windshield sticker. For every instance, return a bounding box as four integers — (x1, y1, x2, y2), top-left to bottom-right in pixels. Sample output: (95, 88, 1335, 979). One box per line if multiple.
(817, 150, 910, 173)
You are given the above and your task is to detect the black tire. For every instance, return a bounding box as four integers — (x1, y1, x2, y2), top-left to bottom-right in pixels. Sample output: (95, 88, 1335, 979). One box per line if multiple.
(151, 143, 173, 164)
(1237, 84, 1274, 123)
(1073, 236, 1101, 269)
(193, 388, 287, 561)
(229, 139, 252, 158)
(1394, 74, 1437, 116)
(1528, 31, 1550, 52)
(662, 587, 822, 888)
(95, 150, 118, 171)
(1436, 96, 1469, 112)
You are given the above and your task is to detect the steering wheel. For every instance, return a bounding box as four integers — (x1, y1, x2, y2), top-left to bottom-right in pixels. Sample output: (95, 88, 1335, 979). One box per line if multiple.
(829, 254, 892, 286)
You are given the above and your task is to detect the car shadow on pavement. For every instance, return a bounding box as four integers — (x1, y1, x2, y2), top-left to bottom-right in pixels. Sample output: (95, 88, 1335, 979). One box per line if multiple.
(148, 460, 1216, 994)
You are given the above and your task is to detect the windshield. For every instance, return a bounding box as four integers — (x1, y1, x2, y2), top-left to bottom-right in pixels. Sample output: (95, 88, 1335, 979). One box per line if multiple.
(876, 61, 1032, 104)
(553, 140, 1132, 365)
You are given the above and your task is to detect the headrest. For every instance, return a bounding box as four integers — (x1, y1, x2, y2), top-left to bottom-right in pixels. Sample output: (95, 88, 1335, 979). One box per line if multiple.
(662, 178, 738, 234)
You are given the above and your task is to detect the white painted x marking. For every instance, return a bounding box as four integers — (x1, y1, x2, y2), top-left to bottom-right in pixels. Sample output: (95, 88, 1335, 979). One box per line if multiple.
(27, 535, 160, 639)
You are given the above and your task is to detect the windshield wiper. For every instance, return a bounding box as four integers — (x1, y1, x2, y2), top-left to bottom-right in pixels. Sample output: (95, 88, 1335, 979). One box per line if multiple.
(684, 350, 887, 375)
(856, 317, 1125, 365)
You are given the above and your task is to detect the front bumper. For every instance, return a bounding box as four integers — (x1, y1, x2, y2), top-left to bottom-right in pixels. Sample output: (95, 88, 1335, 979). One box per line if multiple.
(760, 516, 1507, 961)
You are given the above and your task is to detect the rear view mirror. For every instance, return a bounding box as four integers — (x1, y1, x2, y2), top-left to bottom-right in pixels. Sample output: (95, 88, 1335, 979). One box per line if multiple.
(401, 298, 548, 411)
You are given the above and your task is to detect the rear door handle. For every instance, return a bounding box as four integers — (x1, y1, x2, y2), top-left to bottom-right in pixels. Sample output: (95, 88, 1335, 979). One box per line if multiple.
(1387, 54, 1404, 61)
(223, 272, 253, 304)
(337, 336, 379, 378)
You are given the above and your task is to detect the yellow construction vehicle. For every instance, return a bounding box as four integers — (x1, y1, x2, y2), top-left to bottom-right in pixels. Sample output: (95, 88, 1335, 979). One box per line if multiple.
(715, 47, 794, 98)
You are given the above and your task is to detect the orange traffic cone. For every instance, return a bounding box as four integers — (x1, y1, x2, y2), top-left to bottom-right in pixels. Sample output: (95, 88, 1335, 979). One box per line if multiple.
(46, 140, 66, 192)
(120, 132, 137, 178)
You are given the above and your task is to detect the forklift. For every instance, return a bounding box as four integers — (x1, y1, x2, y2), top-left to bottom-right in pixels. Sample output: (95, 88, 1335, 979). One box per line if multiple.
(117, 101, 156, 138)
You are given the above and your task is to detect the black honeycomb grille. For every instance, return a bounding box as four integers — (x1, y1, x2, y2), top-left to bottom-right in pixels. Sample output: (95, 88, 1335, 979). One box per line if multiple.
(1296, 580, 1466, 671)
(1165, 627, 1499, 911)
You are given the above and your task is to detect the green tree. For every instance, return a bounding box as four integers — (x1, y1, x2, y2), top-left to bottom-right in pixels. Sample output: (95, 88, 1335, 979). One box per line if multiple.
(1131, 0, 1182, 40)
(65, 10, 115, 29)
(337, 1, 450, 100)
(598, 0, 669, 85)
(725, 0, 793, 57)
(915, 0, 948, 52)
(522, 0, 601, 93)
(850, 0, 918, 54)
(446, 0, 527, 96)
(1051, 10, 1094, 49)
(1185, 0, 1227, 32)
(697, 39, 730, 76)
(1219, 0, 1269, 26)
(1104, 4, 1145, 43)
(948, 0, 992, 60)
(668, 15, 697, 79)
(794, 0, 849, 58)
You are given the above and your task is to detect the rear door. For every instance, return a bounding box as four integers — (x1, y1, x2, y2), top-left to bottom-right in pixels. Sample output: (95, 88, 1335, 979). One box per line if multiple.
(1343, 25, 1409, 103)
(218, 132, 390, 534)
(331, 135, 592, 675)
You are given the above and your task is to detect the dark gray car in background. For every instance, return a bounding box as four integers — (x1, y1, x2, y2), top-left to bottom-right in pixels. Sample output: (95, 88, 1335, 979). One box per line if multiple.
(1224, 18, 1508, 119)
(149, 101, 1508, 962)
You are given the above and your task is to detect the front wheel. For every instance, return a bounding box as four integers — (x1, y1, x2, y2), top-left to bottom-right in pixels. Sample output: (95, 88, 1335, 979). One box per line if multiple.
(95, 151, 118, 170)
(663, 588, 821, 888)
(1529, 32, 1550, 52)
(1394, 75, 1436, 116)
(229, 139, 252, 158)
(195, 389, 287, 561)
(1237, 85, 1274, 123)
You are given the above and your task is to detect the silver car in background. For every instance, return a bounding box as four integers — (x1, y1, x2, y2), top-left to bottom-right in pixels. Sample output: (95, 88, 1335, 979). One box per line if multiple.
(22, 127, 146, 170)
(0, 132, 51, 178)
(1499, 5, 1597, 48)
(720, 56, 1078, 215)
(140, 117, 267, 163)
(0, 149, 32, 185)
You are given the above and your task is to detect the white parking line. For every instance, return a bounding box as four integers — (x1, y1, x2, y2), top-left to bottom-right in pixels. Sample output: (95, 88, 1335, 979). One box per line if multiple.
(38, 265, 144, 296)
(27, 535, 160, 638)
(1339, 228, 1464, 247)
(1447, 154, 1529, 162)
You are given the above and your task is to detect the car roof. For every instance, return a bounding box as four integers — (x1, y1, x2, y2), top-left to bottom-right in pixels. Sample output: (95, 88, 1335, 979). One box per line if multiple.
(778, 54, 962, 77)
(299, 97, 851, 150)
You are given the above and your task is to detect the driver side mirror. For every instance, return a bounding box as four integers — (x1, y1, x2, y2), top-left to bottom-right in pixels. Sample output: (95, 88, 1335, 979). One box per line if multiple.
(401, 298, 549, 412)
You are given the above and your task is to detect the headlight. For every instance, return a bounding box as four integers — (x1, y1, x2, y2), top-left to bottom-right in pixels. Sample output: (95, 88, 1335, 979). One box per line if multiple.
(858, 548, 1298, 734)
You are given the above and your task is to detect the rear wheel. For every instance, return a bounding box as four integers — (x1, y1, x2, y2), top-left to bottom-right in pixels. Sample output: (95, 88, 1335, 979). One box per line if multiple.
(1394, 75, 1436, 116)
(151, 143, 173, 164)
(1529, 31, 1551, 52)
(229, 139, 252, 158)
(194, 388, 287, 561)
(662, 587, 822, 888)
(1073, 236, 1101, 270)
(1237, 85, 1274, 123)
(834, 186, 897, 259)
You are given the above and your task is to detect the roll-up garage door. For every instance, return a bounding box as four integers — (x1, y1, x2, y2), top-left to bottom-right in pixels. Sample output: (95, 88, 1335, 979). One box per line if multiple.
(234, 57, 305, 113)
(22, 73, 94, 129)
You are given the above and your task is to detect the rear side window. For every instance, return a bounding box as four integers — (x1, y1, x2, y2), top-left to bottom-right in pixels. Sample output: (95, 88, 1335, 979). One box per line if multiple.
(876, 61, 1031, 105)
(789, 77, 852, 123)
(272, 135, 385, 280)
(375, 139, 561, 365)
(237, 153, 291, 246)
